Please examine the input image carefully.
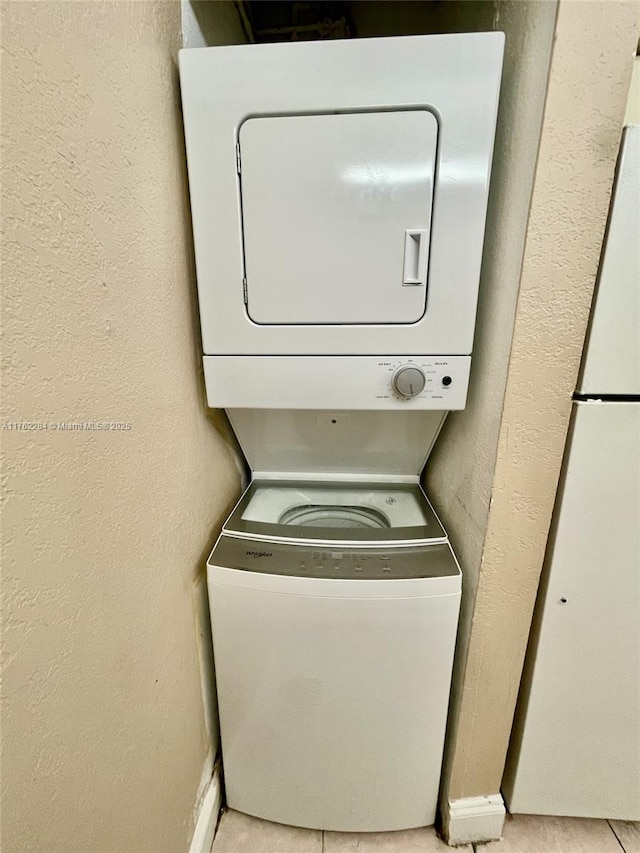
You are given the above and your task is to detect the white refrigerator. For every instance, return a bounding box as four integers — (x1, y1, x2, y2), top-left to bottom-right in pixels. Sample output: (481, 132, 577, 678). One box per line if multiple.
(503, 125, 640, 820)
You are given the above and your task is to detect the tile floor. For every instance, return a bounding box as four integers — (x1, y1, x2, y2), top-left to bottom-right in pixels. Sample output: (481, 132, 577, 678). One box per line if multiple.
(477, 815, 640, 852)
(211, 809, 640, 853)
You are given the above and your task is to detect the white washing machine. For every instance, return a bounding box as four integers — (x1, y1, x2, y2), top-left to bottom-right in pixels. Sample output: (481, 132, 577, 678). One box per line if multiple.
(208, 479, 461, 832)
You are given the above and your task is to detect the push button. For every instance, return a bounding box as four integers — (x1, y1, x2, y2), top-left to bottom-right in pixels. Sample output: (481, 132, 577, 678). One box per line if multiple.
(442, 375, 452, 386)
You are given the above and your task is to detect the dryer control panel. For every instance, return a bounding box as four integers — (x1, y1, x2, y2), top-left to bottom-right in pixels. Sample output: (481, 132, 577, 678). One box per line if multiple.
(203, 356, 471, 410)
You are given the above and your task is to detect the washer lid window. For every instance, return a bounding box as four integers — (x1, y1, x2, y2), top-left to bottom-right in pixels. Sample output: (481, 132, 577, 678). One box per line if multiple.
(239, 110, 438, 325)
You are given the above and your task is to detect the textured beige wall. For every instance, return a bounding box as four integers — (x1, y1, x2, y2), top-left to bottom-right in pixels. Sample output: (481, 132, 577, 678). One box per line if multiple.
(445, 0, 639, 801)
(1, 3, 240, 851)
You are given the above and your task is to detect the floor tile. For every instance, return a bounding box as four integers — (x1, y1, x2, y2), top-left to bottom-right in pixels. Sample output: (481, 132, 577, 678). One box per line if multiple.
(609, 820, 640, 853)
(324, 826, 470, 852)
(212, 809, 322, 853)
(476, 814, 622, 852)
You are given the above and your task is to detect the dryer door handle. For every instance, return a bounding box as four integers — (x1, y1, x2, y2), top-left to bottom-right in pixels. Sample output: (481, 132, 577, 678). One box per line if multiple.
(402, 230, 428, 286)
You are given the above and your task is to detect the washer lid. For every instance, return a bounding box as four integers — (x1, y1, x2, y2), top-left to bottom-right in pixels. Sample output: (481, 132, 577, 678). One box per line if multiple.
(223, 480, 447, 545)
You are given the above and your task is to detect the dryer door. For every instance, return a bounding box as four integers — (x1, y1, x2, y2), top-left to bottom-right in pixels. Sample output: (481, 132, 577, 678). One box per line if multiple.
(239, 111, 438, 325)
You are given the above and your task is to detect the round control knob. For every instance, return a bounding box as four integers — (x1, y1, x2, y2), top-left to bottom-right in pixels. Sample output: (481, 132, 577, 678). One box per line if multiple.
(393, 365, 426, 398)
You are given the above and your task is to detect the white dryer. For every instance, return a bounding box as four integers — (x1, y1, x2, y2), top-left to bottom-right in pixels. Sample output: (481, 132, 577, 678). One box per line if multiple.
(208, 478, 461, 832)
(179, 33, 504, 410)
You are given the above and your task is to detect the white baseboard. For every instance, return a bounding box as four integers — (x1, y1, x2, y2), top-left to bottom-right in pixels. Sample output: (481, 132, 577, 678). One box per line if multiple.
(441, 793, 505, 846)
(189, 765, 223, 853)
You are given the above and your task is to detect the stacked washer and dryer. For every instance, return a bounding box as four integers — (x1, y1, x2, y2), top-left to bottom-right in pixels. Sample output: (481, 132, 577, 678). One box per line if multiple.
(179, 34, 503, 832)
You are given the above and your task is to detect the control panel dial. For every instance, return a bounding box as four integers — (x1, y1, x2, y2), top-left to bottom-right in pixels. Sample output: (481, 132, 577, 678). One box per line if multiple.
(393, 365, 426, 398)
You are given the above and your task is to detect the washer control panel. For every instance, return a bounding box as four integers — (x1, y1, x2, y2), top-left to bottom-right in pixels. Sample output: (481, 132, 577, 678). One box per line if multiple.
(211, 536, 459, 580)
